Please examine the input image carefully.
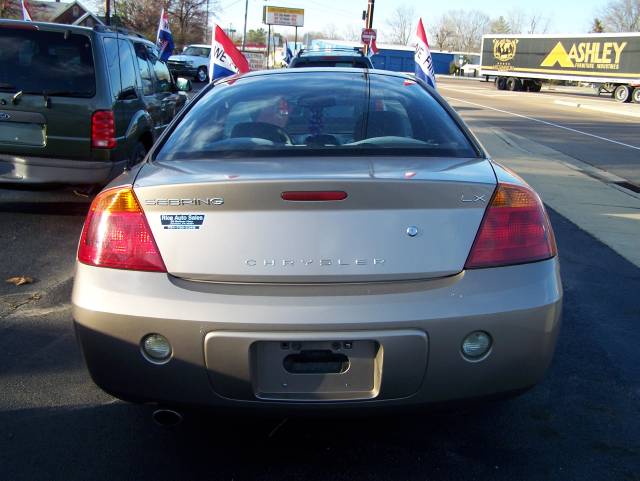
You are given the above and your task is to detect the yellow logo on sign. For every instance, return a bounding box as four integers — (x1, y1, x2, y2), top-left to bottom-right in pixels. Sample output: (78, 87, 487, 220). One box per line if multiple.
(541, 42, 574, 67)
(493, 39, 518, 62)
(541, 41, 627, 68)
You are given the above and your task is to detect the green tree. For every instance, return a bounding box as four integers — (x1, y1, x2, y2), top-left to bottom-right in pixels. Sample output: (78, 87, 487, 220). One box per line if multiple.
(490, 16, 511, 34)
(246, 28, 267, 44)
(590, 17, 605, 32)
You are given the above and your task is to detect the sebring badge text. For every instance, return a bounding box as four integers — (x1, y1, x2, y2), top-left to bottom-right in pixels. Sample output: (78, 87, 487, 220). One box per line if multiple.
(145, 198, 224, 206)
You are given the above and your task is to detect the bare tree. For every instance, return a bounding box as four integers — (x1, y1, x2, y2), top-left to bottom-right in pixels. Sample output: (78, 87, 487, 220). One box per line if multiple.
(507, 8, 552, 34)
(385, 5, 416, 45)
(322, 23, 341, 40)
(600, 0, 640, 31)
(451, 10, 490, 52)
(343, 24, 362, 42)
(426, 10, 489, 52)
(430, 15, 456, 50)
(113, 0, 219, 47)
(506, 8, 526, 33)
(0, 0, 19, 18)
(526, 12, 552, 33)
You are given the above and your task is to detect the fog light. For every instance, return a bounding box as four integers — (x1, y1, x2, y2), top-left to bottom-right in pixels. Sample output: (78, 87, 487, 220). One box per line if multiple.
(141, 334, 172, 363)
(461, 331, 492, 360)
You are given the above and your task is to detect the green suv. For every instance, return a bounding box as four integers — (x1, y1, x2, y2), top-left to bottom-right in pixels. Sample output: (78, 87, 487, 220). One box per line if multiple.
(0, 20, 191, 185)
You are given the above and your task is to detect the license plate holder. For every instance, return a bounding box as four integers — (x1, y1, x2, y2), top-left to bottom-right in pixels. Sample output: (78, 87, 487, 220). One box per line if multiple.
(252, 339, 381, 401)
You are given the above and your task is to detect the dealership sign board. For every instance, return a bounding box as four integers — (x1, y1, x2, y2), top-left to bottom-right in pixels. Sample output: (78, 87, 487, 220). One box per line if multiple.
(263, 6, 304, 27)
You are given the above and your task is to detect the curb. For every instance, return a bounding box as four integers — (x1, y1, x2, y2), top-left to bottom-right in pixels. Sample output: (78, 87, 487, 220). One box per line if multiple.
(553, 99, 640, 119)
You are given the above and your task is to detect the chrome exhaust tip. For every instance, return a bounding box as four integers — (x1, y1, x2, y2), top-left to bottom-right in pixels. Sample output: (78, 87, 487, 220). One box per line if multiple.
(152, 408, 183, 427)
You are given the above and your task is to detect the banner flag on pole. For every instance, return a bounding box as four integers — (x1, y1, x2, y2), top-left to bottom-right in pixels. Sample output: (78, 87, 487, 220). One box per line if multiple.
(156, 9, 175, 62)
(21, 0, 32, 21)
(284, 38, 293, 65)
(415, 18, 436, 88)
(366, 37, 379, 59)
(209, 24, 250, 81)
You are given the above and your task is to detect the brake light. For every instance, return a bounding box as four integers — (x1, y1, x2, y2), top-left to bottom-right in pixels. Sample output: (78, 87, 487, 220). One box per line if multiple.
(281, 191, 348, 201)
(91, 110, 116, 149)
(465, 183, 557, 269)
(78, 187, 166, 272)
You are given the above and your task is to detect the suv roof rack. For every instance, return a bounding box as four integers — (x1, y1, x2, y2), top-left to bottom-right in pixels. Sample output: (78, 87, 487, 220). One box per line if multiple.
(297, 47, 364, 57)
(93, 24, 147, 40)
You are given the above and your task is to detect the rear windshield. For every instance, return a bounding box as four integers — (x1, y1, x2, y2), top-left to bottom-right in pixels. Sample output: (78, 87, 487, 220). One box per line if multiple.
(0, 27, 95, 98)
(292, 58, 371, 68)
(156, 72, 479, 160)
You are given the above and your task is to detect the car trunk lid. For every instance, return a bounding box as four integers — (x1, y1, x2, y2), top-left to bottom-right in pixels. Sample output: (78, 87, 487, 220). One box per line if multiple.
(135, 157, 496, 283)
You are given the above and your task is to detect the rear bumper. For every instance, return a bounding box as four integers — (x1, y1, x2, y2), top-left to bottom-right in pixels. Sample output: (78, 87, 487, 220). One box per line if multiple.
(72, 258, 562, 409)
(0, 154, 125, 185)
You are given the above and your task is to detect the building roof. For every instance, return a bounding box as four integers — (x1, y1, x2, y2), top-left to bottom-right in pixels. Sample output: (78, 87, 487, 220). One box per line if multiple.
(17, 0, 103, 25)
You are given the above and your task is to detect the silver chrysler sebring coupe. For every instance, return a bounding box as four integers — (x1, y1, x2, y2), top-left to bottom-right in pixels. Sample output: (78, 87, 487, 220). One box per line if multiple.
(72, 69, 561, 411)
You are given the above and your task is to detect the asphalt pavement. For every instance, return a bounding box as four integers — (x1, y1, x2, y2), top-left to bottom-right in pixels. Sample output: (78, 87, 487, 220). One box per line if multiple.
(1, 79, 639, 481)
(439, 77, 640, 186)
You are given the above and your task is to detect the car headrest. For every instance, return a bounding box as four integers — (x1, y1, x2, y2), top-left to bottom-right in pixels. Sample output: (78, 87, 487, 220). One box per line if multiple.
(230, 122, 289, 144)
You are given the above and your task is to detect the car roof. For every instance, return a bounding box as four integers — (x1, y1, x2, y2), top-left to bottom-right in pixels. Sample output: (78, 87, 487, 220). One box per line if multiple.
(222, 67, 413, 82)
(0, 19, 153, 44)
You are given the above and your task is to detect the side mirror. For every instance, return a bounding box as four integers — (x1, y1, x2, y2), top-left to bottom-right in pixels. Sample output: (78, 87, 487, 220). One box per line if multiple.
(176, 77, 192, 92)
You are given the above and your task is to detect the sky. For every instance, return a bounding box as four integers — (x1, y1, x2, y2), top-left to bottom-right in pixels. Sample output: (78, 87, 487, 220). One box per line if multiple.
(215, 0, 605, 41)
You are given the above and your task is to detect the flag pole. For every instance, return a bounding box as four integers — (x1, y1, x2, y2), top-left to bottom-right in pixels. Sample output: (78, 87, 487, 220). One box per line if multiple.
(364, 0, 375, 55)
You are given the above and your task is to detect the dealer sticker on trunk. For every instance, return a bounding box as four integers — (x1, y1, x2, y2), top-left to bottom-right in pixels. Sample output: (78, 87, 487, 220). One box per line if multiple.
(160, 214, 205, 230)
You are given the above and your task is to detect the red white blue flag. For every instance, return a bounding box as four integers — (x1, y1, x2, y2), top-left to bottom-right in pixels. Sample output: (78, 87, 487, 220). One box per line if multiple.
(209, 24, 250, 81)
(156, 9, 175, 62)
(415, 18, 436, 88)
(366, 37, 379, 59)
(21, 0, 32, 21)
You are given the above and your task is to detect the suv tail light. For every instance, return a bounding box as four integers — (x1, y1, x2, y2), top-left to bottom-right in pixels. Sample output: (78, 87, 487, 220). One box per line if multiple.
(91, 110, 116, 149)
(78, 187, 166, 272)
(465, 183, 557, 269)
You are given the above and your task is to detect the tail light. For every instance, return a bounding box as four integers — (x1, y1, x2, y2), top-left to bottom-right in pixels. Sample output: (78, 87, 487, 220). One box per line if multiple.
(78, 187, 166, 272)
(91, 110, 116, 149)
(465, 183, 557, 269)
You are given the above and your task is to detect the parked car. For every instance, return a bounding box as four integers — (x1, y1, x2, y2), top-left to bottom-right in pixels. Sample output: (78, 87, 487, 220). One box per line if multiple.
(167, 44, 211, 83)
(72, 68, 561, 415)
(0, 20, 191, 186)
(289, 48, 373, 68)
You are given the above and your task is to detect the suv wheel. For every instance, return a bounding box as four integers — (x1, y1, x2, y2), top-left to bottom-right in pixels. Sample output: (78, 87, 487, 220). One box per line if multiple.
(196, 67, 208, 83)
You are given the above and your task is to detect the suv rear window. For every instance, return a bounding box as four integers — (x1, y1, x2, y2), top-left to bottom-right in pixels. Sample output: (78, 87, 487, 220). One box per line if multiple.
(0, 27, 95, 98)
(156, 72, 479, 161)
(291, 58, 371, 68)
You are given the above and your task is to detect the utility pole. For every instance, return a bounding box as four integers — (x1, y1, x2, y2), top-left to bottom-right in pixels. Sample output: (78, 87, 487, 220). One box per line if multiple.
(205, 0, 209, 43)
(105, 0, 111, 25)
(241, 0, 249, 51)
(363, 0, 374, 55)
(365, 0, 375, 30)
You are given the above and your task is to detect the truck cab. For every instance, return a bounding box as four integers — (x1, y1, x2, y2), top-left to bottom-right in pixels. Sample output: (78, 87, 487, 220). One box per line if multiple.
(167, 44, 211, 83)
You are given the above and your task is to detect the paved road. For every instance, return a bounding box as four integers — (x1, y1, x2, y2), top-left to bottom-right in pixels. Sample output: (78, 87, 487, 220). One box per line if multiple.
(1, 80, 639, 481)
(439, 78, 640, 187)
